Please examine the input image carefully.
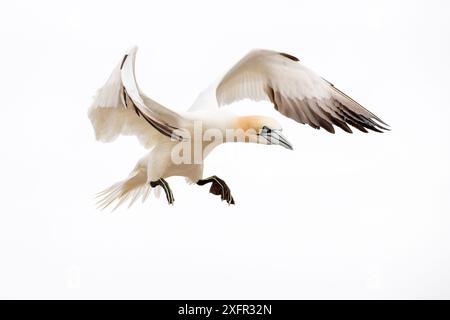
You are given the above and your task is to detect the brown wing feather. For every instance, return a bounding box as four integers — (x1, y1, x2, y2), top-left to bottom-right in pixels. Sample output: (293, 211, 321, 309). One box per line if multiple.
(266, 85, 388, 134)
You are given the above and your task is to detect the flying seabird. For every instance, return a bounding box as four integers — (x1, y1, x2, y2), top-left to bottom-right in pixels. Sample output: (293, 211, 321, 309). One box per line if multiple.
(89, 46, 388, 208)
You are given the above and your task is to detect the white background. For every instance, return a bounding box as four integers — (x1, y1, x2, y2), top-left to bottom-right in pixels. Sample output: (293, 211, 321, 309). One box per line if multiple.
(0, 0, 449, 299)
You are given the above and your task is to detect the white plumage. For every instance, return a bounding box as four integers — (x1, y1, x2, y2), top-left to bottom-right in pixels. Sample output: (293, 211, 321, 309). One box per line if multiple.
(89, 46, 388, 208)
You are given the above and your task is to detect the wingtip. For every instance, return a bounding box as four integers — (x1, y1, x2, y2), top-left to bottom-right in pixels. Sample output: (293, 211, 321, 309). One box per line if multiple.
(126, 46, 138, 57)
(120, 46, 138, 70)
(372, 117, 391, 131)
(375, 117, 390, 127)
(128, 45, 138, 52)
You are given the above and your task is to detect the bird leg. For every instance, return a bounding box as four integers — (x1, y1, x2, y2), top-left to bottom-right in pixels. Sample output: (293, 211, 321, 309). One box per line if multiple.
(150, 178, 174, 205)
(197, 175, 235, 205)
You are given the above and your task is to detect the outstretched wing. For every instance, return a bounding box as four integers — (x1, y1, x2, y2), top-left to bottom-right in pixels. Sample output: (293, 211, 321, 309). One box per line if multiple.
(215, 49, 388, 133)
(88, 47, 188, 148)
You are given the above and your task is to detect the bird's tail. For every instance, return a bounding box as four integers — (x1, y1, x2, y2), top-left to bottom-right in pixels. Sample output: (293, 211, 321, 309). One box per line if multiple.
(95, 158, 151, 210)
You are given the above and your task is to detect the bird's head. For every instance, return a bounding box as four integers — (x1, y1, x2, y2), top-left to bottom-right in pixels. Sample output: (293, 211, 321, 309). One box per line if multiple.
(233, 115, 293, 150)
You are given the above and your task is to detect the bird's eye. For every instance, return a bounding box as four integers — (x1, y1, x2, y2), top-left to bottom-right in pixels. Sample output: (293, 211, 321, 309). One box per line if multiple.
(261, 126, 272, 134)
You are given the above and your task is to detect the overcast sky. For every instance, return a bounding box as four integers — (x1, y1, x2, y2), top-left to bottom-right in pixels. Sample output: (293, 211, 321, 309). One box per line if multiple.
(0, 0, 449, 299)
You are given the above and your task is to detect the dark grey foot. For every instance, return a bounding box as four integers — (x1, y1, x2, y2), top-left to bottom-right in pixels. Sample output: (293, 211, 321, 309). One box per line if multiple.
(150, 178, 174, 205)
(197, 175, 235, 205)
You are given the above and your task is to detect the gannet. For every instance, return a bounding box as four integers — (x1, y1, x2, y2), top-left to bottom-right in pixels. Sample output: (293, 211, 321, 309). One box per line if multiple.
(89, 46, 388, 208)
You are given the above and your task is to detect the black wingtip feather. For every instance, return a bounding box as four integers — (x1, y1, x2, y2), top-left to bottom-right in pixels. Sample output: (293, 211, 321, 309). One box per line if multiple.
(279, 52, 300, 62)
(120, 54, 128, 70)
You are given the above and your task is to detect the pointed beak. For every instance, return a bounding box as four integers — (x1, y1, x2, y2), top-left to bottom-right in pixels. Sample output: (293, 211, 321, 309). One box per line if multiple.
(260, 129, 293, 150)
